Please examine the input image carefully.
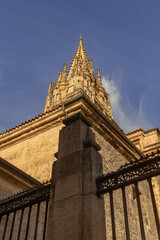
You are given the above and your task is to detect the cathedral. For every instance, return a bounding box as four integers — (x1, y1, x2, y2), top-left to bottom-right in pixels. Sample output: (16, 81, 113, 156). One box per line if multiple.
(0, 35, 160, 239)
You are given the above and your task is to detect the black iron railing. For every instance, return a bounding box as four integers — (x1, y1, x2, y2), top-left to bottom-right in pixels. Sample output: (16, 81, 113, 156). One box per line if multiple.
(96, 150, 160, 195)
(0, 180, 53, 240)
(96, 151, 160, 240)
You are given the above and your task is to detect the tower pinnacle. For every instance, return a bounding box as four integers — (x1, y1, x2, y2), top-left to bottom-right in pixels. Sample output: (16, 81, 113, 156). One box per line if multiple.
(43, 81, 52, 113)
(79, 33, 83, 42)
(97, 68, 102, 86)
(67, 34, 89, 80)
(62, 62, 66, 81)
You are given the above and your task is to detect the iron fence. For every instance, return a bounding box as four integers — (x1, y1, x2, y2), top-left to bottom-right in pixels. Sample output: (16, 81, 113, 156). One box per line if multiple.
(0, 180, 53, 240)
(96, 150, 160, 240)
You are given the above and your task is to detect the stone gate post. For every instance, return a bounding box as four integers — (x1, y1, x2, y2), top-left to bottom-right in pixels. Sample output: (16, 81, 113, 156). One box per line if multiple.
(47, 113, 106, 240)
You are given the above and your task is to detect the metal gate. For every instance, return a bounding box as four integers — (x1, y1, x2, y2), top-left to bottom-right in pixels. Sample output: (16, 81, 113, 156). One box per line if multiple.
(0, 180, 53, 240)
(96, 151, 160, 240)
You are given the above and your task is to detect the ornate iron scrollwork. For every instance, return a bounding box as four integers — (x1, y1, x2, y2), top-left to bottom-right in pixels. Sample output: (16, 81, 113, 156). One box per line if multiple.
(96, 151, 160, 196)
(0, 180, 54, 215)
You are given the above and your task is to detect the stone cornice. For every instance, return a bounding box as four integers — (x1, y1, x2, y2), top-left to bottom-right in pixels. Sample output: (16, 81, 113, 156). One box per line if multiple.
(62, 94, 143, 157)
(0, 94, 143, 160)
(0, 107, 64, 149)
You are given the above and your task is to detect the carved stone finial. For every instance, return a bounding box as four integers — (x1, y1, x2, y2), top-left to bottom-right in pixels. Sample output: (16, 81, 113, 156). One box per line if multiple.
(62, 63, 66, 81)
(63, 62, 66, 73)
(57, 71, 62, 82)
(43, 81, 52, 113)
(90, 58, 93, 73)
(97, 68, 102, 86)
(79, 33, 83, 42)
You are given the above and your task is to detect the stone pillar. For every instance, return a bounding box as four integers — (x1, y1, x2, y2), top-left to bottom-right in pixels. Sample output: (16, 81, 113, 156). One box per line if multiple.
(47, 113, 106, 240)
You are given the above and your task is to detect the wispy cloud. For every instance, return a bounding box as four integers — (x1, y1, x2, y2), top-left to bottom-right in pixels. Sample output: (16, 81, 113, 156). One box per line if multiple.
(102, 76, 153, 133)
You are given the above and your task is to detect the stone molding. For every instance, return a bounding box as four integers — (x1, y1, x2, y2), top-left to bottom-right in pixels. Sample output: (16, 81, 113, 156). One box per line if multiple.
(0, 94, 143, 160)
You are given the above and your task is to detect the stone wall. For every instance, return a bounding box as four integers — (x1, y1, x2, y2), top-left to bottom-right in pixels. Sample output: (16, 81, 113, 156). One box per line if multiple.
(94, 130, 128, 173)
(0, 177, 24, 199)
(0, 124, 63, 182)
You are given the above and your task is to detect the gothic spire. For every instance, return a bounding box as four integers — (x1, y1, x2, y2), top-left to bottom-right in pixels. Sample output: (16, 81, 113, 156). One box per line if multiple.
(67, 34, 89, 80)
(43, 35, 113, 120)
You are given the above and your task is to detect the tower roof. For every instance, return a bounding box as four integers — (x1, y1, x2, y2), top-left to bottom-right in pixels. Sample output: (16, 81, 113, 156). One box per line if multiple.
(67, 33, 90, 80)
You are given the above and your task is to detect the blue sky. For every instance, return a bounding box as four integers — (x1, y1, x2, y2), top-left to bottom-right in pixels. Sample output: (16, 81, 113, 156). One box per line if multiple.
(0, 0, 160, 133)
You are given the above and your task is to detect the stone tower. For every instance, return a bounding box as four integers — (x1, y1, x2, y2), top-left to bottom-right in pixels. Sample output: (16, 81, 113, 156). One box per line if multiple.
(0, 35, 141, 183)
(43, 34, 113, 119)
